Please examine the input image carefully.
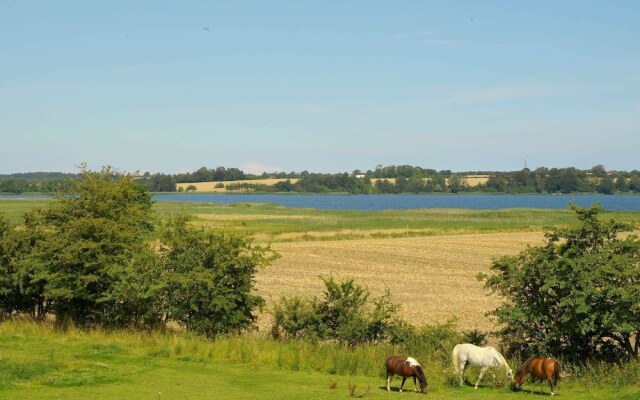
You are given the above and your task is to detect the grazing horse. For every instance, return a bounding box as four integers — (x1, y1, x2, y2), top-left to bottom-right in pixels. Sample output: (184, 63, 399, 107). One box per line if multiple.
(514, 357, 561, 396)
(452, 343, 514, 389)
(385, 356, 428, 394)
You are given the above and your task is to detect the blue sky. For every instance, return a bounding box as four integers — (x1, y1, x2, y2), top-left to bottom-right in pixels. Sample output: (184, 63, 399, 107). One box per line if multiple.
(1, 1, 639, 174)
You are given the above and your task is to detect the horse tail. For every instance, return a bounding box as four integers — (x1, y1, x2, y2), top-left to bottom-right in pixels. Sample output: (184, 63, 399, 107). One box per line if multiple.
(553, 360, 561, 385)
(451, 344, 460, 372)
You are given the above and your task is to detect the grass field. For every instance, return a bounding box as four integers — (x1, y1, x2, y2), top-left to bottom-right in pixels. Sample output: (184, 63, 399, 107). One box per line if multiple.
(1, 320, 639, 399)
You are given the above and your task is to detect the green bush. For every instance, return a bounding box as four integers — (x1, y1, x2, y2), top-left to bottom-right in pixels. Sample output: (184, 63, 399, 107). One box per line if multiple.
(271, 276, 403, 346)
(160, 216, 279, 337)
(479, 203, 640, 362)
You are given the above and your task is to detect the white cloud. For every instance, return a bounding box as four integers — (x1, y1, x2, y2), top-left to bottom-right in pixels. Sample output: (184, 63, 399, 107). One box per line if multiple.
(240, 161, 284, 174)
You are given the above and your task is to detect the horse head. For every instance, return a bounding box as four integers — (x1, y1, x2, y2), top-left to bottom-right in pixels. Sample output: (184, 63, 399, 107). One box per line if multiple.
(414, 365, 428, 394)
(506, 367, 514, 382)
(513, 357, 533, 390)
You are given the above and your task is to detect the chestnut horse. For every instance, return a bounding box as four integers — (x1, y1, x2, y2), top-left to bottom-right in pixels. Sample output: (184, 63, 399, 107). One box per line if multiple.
(514, 357, 561, 396)
(385, 356, 428, 394)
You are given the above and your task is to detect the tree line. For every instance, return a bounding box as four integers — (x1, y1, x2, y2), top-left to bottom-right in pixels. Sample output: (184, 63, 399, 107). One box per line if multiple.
(2, 164, 640, 194)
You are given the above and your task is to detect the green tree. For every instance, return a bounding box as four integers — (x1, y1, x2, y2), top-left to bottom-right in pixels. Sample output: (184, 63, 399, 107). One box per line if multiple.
(597, 175, 616, 194)
(0, 166, 159, 325)
(447, 174, 466, 193)
(479, 203, 640, 361)
(160, 217, 279, 337)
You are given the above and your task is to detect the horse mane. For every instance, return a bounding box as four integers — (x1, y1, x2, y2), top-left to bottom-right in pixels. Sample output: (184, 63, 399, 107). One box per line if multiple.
(490, 347, 509, 367)
(517, 357, 534, 376)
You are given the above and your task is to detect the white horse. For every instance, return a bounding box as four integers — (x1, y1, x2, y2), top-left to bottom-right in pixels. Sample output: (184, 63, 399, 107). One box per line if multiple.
(452, 343, 513, 389)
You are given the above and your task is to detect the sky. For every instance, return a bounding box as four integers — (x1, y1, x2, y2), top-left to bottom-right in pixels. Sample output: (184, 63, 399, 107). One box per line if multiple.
(1, 1, 639, 175)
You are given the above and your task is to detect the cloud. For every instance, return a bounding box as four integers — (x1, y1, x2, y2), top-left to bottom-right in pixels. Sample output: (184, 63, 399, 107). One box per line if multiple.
(240, 161, 284, 174)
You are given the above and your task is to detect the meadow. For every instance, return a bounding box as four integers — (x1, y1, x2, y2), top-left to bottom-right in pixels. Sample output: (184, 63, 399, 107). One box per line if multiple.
(1, 198, 640, 398)
(2, 320, 640, 399)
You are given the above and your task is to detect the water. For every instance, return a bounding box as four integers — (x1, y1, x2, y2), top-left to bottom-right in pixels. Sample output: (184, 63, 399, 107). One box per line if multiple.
(151, 193, 640, 211)
(2, 193, 639, 211)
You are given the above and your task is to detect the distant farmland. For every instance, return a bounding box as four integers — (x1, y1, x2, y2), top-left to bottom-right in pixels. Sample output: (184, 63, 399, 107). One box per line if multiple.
(176, 178, 300, 192)
(177, 175, 490, 192)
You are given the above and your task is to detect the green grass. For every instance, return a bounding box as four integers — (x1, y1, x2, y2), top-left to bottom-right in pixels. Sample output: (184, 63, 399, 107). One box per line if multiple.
(0, 198, 52, 225)
(1, 320, 638, 399)
(4, 198, 639, 241)
(154, 202, 640, 241)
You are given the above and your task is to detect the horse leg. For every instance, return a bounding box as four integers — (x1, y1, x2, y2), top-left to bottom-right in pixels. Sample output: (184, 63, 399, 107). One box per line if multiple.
(399, 376, 407, 392)
(549, 378, 557, 396)
(386, 373, 391, 392)
(458, 361, 466, 385)
(413, 376, 418, 392)
(475, 366, 488, 389)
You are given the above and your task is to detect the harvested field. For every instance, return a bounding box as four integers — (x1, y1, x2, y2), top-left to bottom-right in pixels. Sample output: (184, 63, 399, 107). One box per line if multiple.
(176, 178, 299, 192)
(255, 231, 545, 333)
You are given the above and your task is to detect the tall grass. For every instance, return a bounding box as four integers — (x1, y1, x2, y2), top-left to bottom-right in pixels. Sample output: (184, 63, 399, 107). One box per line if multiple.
(1, 319, 640, 395)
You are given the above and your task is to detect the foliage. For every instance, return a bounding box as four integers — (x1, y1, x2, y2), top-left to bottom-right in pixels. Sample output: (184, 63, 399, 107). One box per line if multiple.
(0, 167, 279, 335)
(479, 203, 640, 362)
(0, 166, 158, 325)
(271, 276, 403, 345)
(159, 217, 279, 337)
(7, 164, 640, 194)
(137, 172, 177, 192)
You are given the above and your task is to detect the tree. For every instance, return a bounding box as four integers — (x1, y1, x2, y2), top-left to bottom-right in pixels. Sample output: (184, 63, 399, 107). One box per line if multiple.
(0, 166, 160, 325)
(447, 174, 466, 193)
(597, 175, 616, 194)
(479, 203, 640, 362)
(160, 217, 279, 337)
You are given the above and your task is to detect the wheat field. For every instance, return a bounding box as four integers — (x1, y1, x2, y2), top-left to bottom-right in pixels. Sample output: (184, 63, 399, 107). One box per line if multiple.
(255, 231, 544, 333)
(176, 178, 300, 192)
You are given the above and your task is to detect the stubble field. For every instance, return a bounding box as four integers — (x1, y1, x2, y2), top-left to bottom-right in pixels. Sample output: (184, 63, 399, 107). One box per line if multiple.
(257, 232, 544, 333)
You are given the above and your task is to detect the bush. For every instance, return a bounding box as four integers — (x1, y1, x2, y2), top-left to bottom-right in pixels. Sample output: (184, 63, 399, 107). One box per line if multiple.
(271, 276, 403, 346)
(479, 203, 640, 362)
(160, 217, 279, 337)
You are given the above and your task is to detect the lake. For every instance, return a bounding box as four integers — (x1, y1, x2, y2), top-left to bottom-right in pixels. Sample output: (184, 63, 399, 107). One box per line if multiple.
(151, 193, 640, 211)
(2, 193, 639, 211)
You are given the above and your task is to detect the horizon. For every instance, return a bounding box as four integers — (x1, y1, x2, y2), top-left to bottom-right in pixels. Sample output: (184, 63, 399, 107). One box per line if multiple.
(0, 163, 634, 177)
(1, 1, 639, 174)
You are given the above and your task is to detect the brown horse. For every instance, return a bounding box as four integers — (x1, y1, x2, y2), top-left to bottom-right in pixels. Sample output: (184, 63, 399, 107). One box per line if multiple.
(385, 356, 428, 394)
(514, 357, 561, 396)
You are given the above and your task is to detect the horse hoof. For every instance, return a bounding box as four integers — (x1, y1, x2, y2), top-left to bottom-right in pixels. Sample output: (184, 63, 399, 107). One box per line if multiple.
(474, 386, 478, 390)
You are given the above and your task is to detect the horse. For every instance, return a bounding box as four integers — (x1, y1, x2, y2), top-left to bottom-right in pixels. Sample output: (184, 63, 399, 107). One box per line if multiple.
(514, 357, 561, 396)
(385, 356, 428, 394)
(451, 343, 514, 389)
